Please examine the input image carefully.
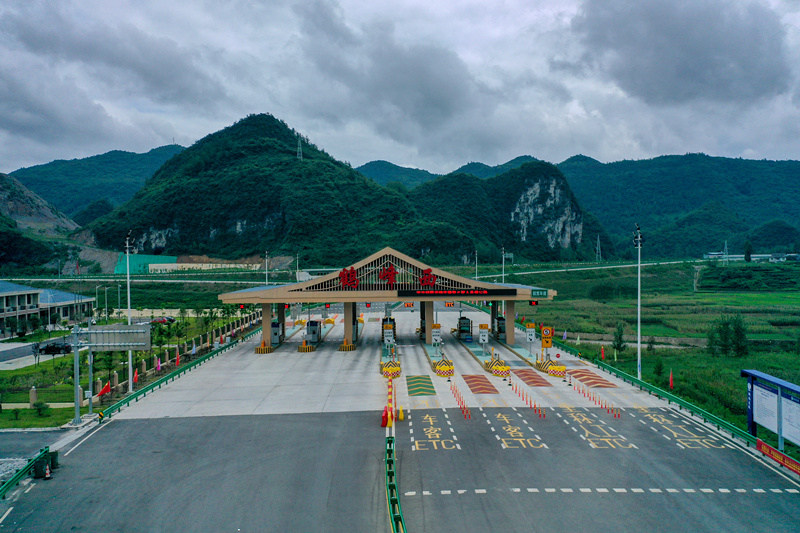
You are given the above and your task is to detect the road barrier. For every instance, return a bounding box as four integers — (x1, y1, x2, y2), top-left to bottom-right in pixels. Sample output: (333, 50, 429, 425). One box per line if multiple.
(98, 328, 262, 422)
(385, 436, 406, 533)
(0, 446, 51, 500)
(594, 360, 756, 447)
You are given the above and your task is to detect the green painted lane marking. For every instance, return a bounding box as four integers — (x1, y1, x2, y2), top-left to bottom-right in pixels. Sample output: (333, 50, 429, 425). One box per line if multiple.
(407, 375, 436, 396)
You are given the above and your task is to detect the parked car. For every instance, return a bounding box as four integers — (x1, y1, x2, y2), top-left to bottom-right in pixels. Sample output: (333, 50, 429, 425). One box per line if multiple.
(39, 342, 72, 355)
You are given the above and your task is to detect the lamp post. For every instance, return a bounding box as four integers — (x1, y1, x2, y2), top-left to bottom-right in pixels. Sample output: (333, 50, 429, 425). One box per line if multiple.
(117, 284, 121, 320)
(126, 232, 133, 393)
(265, 250, 269, 286)
(633, 224, 644, 380)
(104, 287, 109, 324)
(95, 285, 100, 321)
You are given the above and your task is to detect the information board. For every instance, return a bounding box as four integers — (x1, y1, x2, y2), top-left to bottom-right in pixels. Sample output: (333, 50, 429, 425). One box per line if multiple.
(383, 324, 394, 345)
(782, 391, 800, 447)
(526, 323, 536, 343)
(753, 381, 778, 434)
(431, 324, 442, 343)
(479, 323, 489, 343)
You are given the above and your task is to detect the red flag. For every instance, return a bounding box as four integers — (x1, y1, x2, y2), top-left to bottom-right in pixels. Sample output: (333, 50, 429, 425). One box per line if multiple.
(601, 346, 605, 360)
(99, 381, 111, 396)
(133, 369, 139, 383)
(669, 369, 674, 390)
(176, 351, 180, 367)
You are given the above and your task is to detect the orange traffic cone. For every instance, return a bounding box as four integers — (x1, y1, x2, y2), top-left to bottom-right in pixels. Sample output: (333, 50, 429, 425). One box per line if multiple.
(44, 463, 51, 480)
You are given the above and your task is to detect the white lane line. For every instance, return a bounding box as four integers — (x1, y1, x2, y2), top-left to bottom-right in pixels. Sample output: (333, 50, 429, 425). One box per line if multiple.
(700, 489, 714, 493)
(735, 489, 746, 493)
(457, 490, 467, 494)
(663, 435, 671, 440)
(561, 488, 573, 493)
(527, 488, 539, 493)
(24, 483, 35, 494)
(667, 489, 679, 493)
(545, 488, 556, 493)
(753, 489, 765, 493)
(631, 488, 644, 493)
(64, 420, 113, 457)
(0, 507, 13, 525)
(649, 488, 663, 493)
(423, 491, 431, 496)
(409, 428, 414, 434)
(639, 420, 646, 425)
(475, 489, 486, 494)
(770, 489, 783, 494)
(456, 443, 461, 450)
(511, 488, 521, 493)
(405, 491, 416, 496)
(786, 489, 799, 494)
(718, 488, 730, 493)
(571, 427, 577, 432)
(683, 489, 696, 493)
(441, 490, 451, 495)
(579, 488, 592, 493)
(596, 488, 609, 493)
(613, 488, 627, 493)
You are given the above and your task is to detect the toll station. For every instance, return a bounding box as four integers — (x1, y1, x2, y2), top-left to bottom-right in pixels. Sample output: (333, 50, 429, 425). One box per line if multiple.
(218, 247, 555, 351)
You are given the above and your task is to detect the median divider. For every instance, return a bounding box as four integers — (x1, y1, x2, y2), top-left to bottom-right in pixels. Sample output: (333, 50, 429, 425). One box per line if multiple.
(0, 446, 51, 500)
(385, 436, 406, 533)
(98, 327, 263, 422)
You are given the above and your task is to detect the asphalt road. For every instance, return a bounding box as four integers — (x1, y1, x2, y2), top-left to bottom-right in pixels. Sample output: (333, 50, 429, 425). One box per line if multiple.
(1, 305, 798, 532)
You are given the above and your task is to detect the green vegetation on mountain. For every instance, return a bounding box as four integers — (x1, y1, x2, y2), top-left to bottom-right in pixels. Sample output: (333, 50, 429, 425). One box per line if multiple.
(452, 155, 538, 179)
(90, 114, 599, 265)
(73, 198, 115, 226)
(557, 153, 800, 257)
(0, 211, 57, 271)
(11, 145, 184, 217)
(355, 160, 439, 188)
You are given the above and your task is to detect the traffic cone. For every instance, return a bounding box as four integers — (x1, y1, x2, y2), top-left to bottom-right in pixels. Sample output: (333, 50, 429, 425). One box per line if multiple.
(44, 463, 51, 480)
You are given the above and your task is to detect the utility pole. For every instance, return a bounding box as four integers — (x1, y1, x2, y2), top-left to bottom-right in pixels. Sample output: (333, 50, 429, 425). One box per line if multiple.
(475, 249, 478, 280)
(265, 251, 269, 286)
(596, 235, 602, 262)
(104, 287, 109, 324)
(126, 231, 133, 393)
(501, 246, 505, 284)
(633, 224, 644, 380)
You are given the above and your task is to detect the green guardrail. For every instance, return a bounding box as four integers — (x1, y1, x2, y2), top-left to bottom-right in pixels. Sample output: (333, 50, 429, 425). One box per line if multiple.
(593, 360, 756, 447)
(385, 436, 406, 533)
(0, 446, 51, 500)
(99, 327, 263, 422)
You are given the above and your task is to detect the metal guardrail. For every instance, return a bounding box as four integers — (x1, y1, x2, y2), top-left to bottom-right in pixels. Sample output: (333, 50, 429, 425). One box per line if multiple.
(594, 360, 756, 446)
(385, 436, 406, 533)
(0, 446, 49, 500)
(99, 327, 263, 422)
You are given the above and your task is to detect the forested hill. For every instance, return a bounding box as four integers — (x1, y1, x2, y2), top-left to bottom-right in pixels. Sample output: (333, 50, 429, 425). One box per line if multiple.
(557, 153, 800, 254)
(356, 155, 537, 188)
(11, 145, 184, 217)
(89, 114, 602, 265)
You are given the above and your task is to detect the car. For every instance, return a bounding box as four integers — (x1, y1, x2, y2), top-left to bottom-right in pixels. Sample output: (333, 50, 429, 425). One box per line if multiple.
(39, 342, 72, 355)
(151, 317, 168, 324)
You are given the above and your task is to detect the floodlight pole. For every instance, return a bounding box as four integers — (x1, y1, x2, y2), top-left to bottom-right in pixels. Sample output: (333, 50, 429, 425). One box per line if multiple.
(126, 233, 133, 393)
(72, 325, 81, 425)
(475, 249, 478, 280)
(265, 250, 269, 286)
(633, 224, 643, 380)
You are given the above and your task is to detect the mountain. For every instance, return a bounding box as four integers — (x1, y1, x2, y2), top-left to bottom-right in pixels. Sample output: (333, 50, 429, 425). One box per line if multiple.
(355, 160, 439, 188)
(89, 114, 600, 265)
(557, 153, 800, 255)
(11, 145, 184, 217)
(452, 156, 538, 179)
(356, 155, 537, 188)
(0, 172, 78, 236)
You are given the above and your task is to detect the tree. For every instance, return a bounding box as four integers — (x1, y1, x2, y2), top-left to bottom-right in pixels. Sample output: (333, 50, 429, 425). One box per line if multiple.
(16, 318, 28, 338)
(730, 314, 748, 357)
(744, 240, 753, 262)
(29, 315, 41, 333)
(647, 336, 656, 352)
(612, 322, 627, 353)
(6, 317, 17, 338)
(95, 351, 117, 384)
(653, 356, 664, 378)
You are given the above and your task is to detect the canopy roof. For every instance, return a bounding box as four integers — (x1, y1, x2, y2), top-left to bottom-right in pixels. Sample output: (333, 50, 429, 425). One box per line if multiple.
(219, 247, 555, 304)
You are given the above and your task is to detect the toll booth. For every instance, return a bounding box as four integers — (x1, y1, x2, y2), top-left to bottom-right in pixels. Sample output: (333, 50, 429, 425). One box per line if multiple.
(457, 316, 472, 341)
(306, 320, 321, 343)
(271, 321, 284, 344)
(494, 316, 506, 341)
(381, 317, 396, 340)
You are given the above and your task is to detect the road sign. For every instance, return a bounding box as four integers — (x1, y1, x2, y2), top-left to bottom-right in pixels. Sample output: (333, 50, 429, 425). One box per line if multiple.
(431, 323, 442, 343)
(526, 323, 536, 343)
(479, 323, 489, 343)
(383, 324, 395, 344)
(77, 324, 151, 350)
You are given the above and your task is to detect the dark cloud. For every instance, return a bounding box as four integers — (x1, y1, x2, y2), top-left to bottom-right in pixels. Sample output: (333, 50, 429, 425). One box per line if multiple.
(0, 5, 226, 108)
(572, 0, 791, 104)
(292, 1, 490, 145)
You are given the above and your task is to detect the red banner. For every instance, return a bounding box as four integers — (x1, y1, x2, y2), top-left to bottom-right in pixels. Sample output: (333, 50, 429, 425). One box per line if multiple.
(757, 439, 800, 476)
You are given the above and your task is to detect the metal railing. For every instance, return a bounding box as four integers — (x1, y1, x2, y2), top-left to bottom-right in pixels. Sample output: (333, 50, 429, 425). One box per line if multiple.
(0, 446, 50, 500)
(99, 327, 262, 422)
(385, 436, 406, 532)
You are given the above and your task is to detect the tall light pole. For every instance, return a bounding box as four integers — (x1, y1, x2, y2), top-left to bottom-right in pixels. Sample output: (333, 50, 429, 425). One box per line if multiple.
(265, 250, 269, 286)
(633, 224, 644, 380)
(501, 246, 505, 283)
(95, 285, 100, 321)
(126, 232, 133, 393)
(117, 284, 121, 319)
(104, 287, 109, 324)
(475, 249, 478, 280)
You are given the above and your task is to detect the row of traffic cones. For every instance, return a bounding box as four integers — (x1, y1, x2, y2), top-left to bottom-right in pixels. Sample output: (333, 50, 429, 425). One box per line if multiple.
(511, 380, 546, 419)
(575, 382, 620, 419)
(450, 382, 471, 420)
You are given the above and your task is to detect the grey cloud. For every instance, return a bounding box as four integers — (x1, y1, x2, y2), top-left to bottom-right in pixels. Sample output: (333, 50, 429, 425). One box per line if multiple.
(0, 5, 227, 108)
(572, 0, 791, 105)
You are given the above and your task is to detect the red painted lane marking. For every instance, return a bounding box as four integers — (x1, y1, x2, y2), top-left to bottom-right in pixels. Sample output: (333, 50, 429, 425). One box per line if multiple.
(462, 374, 499, 394)
(512, 368, 552, 387)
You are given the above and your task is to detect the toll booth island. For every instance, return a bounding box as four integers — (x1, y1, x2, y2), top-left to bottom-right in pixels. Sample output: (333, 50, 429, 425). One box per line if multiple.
(218, 247, 555, 351)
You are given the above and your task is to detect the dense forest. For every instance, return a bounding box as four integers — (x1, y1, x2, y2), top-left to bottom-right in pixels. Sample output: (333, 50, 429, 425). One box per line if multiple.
(89, 114, 601, 266)
(11, 145, 184, 217)
(0, 212, 58, 271)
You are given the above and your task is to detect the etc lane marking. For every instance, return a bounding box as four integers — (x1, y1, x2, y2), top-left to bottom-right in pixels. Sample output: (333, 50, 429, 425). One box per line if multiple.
(64, 419, 114, 457)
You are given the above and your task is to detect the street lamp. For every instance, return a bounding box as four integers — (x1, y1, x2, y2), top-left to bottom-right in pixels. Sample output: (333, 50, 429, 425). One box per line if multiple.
(95, 285, 100, 321)
(104, 287, 109, 324)
(126, 231, 133, 393)
(265, 250, 269, 286)
(633, 224, 644, 380)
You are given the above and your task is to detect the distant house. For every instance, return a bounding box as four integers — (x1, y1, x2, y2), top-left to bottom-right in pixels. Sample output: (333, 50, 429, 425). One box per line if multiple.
(0, 281, 94, 338)
(769, 253, 787, 263)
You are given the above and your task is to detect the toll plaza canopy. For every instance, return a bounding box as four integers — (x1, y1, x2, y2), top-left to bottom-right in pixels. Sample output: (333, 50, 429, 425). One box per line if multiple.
(219, 247, 555, 347)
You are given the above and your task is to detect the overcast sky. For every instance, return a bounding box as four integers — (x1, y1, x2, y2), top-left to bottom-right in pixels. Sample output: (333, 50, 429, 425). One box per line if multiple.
(2, 0, 799, 174)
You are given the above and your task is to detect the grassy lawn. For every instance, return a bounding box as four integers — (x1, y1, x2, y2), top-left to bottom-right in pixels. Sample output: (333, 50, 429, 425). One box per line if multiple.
(0, 406, 88, 429)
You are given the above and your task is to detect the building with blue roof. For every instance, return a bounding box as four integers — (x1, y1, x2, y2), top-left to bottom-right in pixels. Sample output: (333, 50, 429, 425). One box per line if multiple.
(0, 281, 94, 338)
